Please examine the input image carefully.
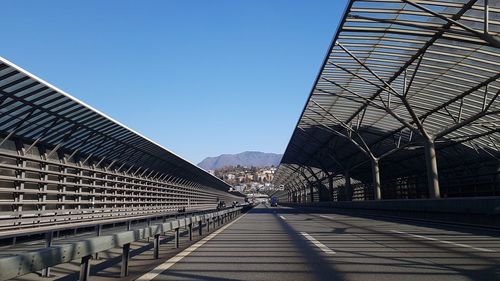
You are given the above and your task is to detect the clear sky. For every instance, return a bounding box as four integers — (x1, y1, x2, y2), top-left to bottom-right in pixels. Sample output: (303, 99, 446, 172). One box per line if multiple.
(1, 0, 348, 164)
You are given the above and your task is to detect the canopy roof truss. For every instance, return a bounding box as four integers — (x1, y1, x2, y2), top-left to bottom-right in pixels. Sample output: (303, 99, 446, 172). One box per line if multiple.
(0, 57, 233, 192)
(275, 0, 500, 200)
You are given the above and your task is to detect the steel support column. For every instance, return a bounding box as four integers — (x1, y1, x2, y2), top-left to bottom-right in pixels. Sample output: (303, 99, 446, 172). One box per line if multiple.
(345, 170, 352, 201)
(424, 139, 441, 198)
(372, 158, 381, 200)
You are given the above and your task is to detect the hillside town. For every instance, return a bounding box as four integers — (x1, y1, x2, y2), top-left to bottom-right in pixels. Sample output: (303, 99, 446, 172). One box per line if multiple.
(208, 166, 277, 193)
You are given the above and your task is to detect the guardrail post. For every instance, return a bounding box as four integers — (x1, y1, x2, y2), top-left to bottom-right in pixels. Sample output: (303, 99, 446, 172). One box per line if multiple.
(153, 234, 160, 259)
(42, 231, 54, 277)
(95, 224, 103, 259)
(174, 228, 180, 248)
(121, 243, 131, 277)
(198, 220, 202, 236)
(127, 220, 132, 231)
(188, 223, 193, 241)
(79, 255, 91, 281)
(147, 218, 151, 242)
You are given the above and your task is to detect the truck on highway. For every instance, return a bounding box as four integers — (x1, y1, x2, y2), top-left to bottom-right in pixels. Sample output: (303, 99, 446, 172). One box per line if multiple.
(270, 196, 278, 207)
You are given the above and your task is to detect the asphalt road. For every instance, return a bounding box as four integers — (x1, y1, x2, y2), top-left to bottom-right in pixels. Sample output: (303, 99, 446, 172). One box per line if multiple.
(139, 204, 500, 281)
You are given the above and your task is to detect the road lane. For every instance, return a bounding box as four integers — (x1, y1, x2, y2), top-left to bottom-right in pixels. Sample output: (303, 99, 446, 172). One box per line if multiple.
(103, 204, 500, 281)
(282, 206, 500, 281)
(390, 230, 495, 253)
(150, 204, 343, 281)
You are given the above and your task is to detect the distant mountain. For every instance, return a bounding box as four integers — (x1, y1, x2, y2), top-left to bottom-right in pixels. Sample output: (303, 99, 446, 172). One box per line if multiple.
(198, 151, 282, 170)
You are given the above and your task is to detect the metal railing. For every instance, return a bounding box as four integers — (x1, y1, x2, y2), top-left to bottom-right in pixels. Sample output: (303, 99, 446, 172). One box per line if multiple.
(0, 206, 247, 281)
(0, 141, 241, 230)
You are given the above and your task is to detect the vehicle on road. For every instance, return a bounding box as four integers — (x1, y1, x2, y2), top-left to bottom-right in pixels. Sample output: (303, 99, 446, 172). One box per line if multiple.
(270, 196, 278, 207)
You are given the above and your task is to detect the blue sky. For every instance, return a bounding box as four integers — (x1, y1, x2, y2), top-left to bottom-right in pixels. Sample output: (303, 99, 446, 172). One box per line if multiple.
(1, 0, 348, 164)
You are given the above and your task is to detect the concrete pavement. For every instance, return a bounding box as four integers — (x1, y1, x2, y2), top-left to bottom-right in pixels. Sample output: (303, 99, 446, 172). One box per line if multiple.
(140, 204, 500, 281)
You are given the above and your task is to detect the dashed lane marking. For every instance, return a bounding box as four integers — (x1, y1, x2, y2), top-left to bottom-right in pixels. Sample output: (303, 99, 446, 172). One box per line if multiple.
(301, 232, 336, 255)
(391, 230, 494, 253)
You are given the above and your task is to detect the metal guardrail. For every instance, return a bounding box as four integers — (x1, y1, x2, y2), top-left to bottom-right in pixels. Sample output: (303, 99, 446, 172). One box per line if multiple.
(0, 206, 246, 281)
(0, 206, 219, 241)
(286, 198, 500, 228)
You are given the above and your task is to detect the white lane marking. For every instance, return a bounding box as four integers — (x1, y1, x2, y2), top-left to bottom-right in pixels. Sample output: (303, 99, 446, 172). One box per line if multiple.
(279, 215, 286, 220)
(136, 213, 247, 281)
(320, 215, 332, 219)
(301, 232, 336, 255)
(391, 230, 494, 253)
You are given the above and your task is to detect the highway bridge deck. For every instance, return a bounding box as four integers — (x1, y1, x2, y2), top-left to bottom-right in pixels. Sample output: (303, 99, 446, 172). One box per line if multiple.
(129, 204, 500, 281)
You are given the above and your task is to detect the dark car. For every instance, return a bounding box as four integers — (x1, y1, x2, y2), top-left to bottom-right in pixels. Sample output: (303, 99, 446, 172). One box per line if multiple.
(270, 196, 278, 207)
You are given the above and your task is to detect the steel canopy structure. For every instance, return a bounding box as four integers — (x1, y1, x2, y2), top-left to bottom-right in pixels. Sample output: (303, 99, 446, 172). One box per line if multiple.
(0, 57, 242, 229)
(274, 0, 499, 203)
